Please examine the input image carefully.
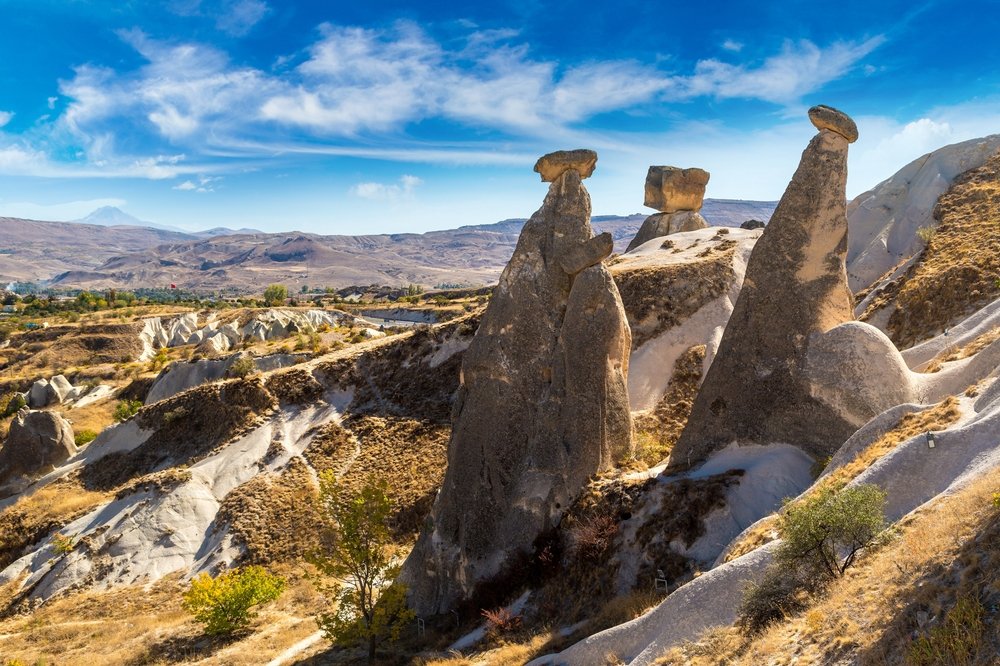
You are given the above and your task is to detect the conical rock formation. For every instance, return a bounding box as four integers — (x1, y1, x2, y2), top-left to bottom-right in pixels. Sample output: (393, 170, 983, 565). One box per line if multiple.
(672, 107, 860, 468)
(401, 152, 632, 616)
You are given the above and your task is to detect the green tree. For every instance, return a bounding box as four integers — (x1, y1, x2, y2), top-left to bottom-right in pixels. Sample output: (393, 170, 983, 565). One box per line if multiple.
(183, 566, 285, 635)
(738, 483, 889, 635)
(112, 399, 143, 423)
(309, 473, 415, 663)
(263, 284, 288, 307)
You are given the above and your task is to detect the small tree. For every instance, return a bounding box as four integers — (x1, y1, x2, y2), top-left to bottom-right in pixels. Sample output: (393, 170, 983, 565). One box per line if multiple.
(263, 284, 288, 307)
(112, 399, 143, 423)
(777, 483, 888, 580)
(183, 566, 285, 635)
(309, 472, 415, 663)
(738, 484, 888, 635)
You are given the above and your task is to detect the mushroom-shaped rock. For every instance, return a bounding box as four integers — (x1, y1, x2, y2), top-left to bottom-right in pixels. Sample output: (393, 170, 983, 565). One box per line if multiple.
(401, 154, 632, 616)
(808, 105, 859, 143)
(644, 166, 710, 213)
(0, 410, 77, 495)
(625, 210, 710, 253)
(533, 149, 598, 182)
(672, 108, 860, 468)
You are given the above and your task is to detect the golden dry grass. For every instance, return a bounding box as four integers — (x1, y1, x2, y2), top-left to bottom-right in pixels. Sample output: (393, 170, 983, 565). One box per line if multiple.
(723, 398, 963, 563)
(924, 325, 1000, 372)
(882, 150, 1000, 348)
(0, 565, 328, 665)
(632, 345, 705, 467)
(657, 468, 1000, 665)
(0, 476, 112, 570)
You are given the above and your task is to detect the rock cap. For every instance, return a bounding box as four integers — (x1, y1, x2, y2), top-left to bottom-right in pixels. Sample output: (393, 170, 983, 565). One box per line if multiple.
(534, 149, 598, 182)
(644, 166, 710, 213)
(808, 105, 858, 143)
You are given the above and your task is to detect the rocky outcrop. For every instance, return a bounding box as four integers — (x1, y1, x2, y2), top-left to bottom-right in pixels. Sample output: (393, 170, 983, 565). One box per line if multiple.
(402, 151, 633, 616)
(0, 409, 76, 496)
(847, 134, 1000, 293)
(672, 106, 861, 468)
(27, 374, 92, 408)
(626, 167, 710, 253)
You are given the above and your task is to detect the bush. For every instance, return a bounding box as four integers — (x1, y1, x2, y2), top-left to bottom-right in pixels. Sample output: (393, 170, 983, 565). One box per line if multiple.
(226, 356, 256, 379)
(74, 429, 98, 446)
(1, 392, 26, 418)
(263, 284, 288, 307)
(907, 595, 986, 665)
(112, 399, 143, 423)
(737, 484, 888, 635)
(52, 532, 76, 555)
(737, 565, 811, 635)
(481, 606, 523, 640)
(183, 566, 285, 635)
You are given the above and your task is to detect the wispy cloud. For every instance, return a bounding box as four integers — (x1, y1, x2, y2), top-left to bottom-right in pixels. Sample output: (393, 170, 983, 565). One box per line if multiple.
(173, 174, 221, 192)
(167, 0, 270, 36)
(350, 174, 423, 201)
(721, 39, 743, 52)
(0, 111, 13, 128)
(0, 24, 886, 179)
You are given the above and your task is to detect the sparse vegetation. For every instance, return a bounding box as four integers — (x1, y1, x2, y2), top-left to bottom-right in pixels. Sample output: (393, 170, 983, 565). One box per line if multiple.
(263, 284, 288, 307)
(182, 565, 286, 636)
(112, 399, 142, 422)
(906, 595, 987, 666)
(51, 532, 76, 556)
(226, 355, 257, 378)
(73, 429, 98, 446)
(738, 484, 888, 635)
(308, 472, 415, 663)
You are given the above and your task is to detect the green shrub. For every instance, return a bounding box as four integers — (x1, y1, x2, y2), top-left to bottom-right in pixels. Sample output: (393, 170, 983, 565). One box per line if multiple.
(112, 399, 143, 423)
(263, 284, 288, 307)
(915, 225, 937, 245)
(907, 595, 986, 665)
(1, 392, 26, 418)
(182, 566, 285, 635)
(74, 430, 98, 447)
(226, 356, 256, 379)
(52, 533, 76, 555)
(737, 484, 889, 635)
(777, 483, 888, 580)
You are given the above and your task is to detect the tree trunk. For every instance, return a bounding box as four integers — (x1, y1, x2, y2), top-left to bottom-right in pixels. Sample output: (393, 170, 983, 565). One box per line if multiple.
(368, 635, 376, 663)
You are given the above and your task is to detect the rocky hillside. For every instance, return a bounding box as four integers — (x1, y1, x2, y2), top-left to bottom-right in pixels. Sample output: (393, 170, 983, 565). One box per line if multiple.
(0, 200, 775, 292)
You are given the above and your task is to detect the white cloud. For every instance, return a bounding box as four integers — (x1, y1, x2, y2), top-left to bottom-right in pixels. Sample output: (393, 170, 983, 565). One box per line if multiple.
(721, 39, 743, 52)
(350, 174, 423, 201)
(173, 174, 221, 192)
(47, 97, 58, 110)
(0, 111, 14, 127)
(678, 37, 886, 104)
(216, 0, 269, 37)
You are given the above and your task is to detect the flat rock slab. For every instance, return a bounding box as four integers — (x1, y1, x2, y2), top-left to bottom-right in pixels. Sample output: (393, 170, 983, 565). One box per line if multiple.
(644, 166, 710, 213)
(534, 149, 597, 182)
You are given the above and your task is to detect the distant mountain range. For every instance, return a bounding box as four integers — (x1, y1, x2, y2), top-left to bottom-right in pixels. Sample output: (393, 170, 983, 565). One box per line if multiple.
(0, 201, 775, 292)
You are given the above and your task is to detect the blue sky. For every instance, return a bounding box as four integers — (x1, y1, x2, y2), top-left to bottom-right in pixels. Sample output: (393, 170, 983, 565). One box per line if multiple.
(0, 0, 998, 233)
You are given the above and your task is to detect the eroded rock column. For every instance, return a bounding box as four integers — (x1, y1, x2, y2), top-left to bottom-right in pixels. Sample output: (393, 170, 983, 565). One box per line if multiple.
(671, 106, 859, 468)
(401, 149, 633, 616)
(625, 166, 711, 252)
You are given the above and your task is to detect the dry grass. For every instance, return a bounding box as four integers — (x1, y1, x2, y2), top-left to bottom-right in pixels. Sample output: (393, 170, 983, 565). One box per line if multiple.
(723, 398, 963, 563)
(924, 325, 1000, 372)
(60, 395, 118, 441)
(660, 468, 1000, 665)
(0, 476, 111, 570)
(632, 345, 706, 466)
(0, 565, 328, 665)
(882, 150, 1000, 348)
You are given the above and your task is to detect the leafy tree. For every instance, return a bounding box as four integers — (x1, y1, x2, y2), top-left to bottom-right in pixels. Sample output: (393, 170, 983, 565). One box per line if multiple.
(112, 399, 143, 423)
(183, 566, 285, 635)
(738, 483, 888, 635)
(309, 472, 415, 663)
(263, 284, 288, 307)
(776, 483, 888, 580)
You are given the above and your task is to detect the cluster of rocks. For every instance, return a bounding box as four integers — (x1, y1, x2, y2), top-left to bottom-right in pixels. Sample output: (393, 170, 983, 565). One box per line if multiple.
(0, 408, 76, 498)
(625, 166, 711, 252)
(139, 308, 374, 359)
(401, 149, 633, 615)
(25, 374, 111, 409)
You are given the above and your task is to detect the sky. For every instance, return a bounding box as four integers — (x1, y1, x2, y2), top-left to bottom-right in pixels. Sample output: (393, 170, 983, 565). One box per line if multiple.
(0, 0, 998, 234)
